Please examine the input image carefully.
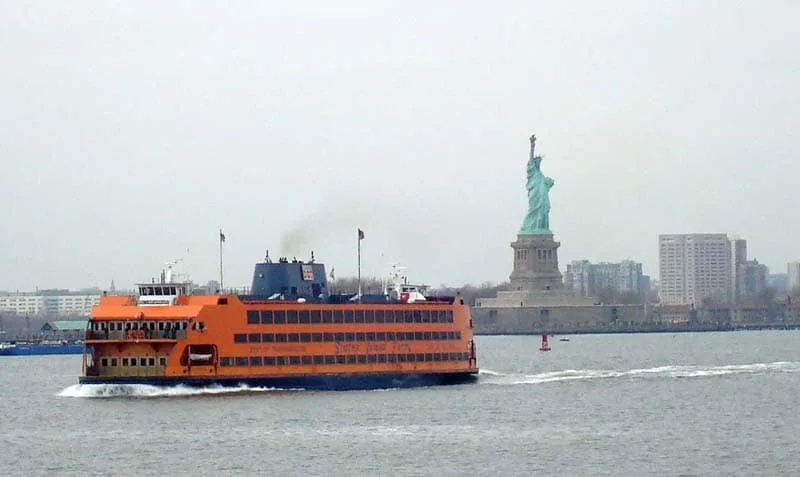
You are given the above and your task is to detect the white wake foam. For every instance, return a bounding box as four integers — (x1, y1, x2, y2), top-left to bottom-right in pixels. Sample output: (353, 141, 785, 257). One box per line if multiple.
(58, 383, 302, 398)
(482, 361, 800, 386)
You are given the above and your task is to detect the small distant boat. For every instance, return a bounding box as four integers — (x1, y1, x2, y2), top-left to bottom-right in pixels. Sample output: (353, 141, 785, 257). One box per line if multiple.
(0, 340, 84, 356)
(559, 338, 569, 342)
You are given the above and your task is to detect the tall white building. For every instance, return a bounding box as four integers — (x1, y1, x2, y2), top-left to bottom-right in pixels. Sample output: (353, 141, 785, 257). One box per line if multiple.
(658, 234, 733, 306)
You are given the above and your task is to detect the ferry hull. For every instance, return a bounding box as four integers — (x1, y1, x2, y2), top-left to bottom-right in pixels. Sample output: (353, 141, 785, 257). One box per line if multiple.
(1, 344, 84, 356)
(78, 370, 479, 391)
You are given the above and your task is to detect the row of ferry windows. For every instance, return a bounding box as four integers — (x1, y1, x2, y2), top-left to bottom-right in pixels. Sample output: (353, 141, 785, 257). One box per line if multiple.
(234, 331, 462, 344)
(246, 309, 454, 325)
(99, 357, 168, 367)
(90, 321, 189, 331)
(220, 352, 470, 367)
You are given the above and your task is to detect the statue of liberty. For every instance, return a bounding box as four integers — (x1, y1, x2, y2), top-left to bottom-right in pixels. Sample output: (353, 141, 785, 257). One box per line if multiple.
(519, 134, 554, 235)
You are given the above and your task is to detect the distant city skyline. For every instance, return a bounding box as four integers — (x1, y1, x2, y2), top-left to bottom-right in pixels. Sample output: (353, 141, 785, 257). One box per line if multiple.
(1, 2, 799, 290)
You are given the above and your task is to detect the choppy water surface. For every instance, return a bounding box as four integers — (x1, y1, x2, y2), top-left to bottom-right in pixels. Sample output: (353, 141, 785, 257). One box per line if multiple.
(2, 331, 799, 476)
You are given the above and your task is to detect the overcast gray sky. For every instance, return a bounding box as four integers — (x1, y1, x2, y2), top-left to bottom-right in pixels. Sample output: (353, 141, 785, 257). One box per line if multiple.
(1, 1, 798, 291)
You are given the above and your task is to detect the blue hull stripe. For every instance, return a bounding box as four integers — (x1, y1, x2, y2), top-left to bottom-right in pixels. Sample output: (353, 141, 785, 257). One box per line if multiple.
(79, 371, 478, 391)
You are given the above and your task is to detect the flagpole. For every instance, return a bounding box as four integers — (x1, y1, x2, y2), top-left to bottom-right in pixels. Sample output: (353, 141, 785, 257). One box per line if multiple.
(357, 231, 362, 304)
(219, 228, 224, 293)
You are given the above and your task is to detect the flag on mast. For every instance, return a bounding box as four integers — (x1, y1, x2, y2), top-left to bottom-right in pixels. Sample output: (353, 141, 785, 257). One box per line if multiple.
(358, 229, 365, 240)
(219, 229, 226, 243)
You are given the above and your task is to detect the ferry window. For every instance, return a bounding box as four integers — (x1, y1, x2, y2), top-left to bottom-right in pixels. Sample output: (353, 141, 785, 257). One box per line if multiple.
(404, 311, 414, 323)
(301, 356, 312, 365)
(299, 311, 310, 324)
(387, 355, 396, 363)
(159, 357, 166, 366)
(322, 310, 333, 323)
(323, 332, 335, 342)
(375, 310, 385, 323)
(334, 332, 344, 342)
(346, 355, 357, 364)
(310, 310, 321, 323)
(414, 332, 423, 341)
(367, 354, 377, 363)
(287, 333, 299, 343)
(235, 357, 248, 366)
(220, 357, 232, 367)
(262, 333, 274, 343)
(345, 333, 355, 342)
(247, 311, 260, 324)
(261, 311, 274, 324)
(313, 355, 324, 365)
(217, 298, 228, 305)
(343, 310, 354, 323)
(451, 353, 460, 361)
(447, 331, 455, 340)
(324, 356, 335, 365)
(425, 353, 433, 362)
(336, 356, 346, 365)
(413, 311, 422, 322)
(456, 331, 461, 340)
(276, 357, 287, 366)
(289, 356, 300, 365)
(364, 310, 374, 323)
(365, 332, 375, 342)
(355, 332, 365, 342)
(300, 333, 311, 343)
(122, 358, 129, 366)
(354, 310, 364, 323)
(416, 353, 424, 362)
(275, 334, 287, 343)
(375, 354, 385, 363)
(101, 358, 108, 367)
(397, 354, 407, 363)
(333, 310, 343, 323)
(357, 355, 367, 364)
(140, 358, 147, 366)
(446, 311, 453, 323)
(383, 311, 393, 323)
(423, 331, 432, 340)
(148, 358, 155, 366)
(111, 358, 118, 367)
(250, 357, 263, 366)
(273, 311, 286, 324)
(286, 310, 298, 324)
(234, 334, 247, 344)
(311, 333, 323, 342)
(406, 354, 415, 362)
(375, 332, 386, 341)
(433, 353, 442, 361)
(265, 357, 276, 366)
(385, 332, 395, 341)
(248, 333, 261, 343)
(405, 332, 415, 341)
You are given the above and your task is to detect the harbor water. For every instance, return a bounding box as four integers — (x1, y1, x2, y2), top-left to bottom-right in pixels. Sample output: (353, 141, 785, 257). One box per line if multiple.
(2, 331, 799, 476)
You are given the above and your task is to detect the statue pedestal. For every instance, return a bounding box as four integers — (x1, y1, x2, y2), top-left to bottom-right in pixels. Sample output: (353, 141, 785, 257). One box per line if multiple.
(509, 233, 564, 292)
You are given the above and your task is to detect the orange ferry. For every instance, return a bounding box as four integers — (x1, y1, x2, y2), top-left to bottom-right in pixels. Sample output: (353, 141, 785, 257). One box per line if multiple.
(80, 251, 478, 390)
